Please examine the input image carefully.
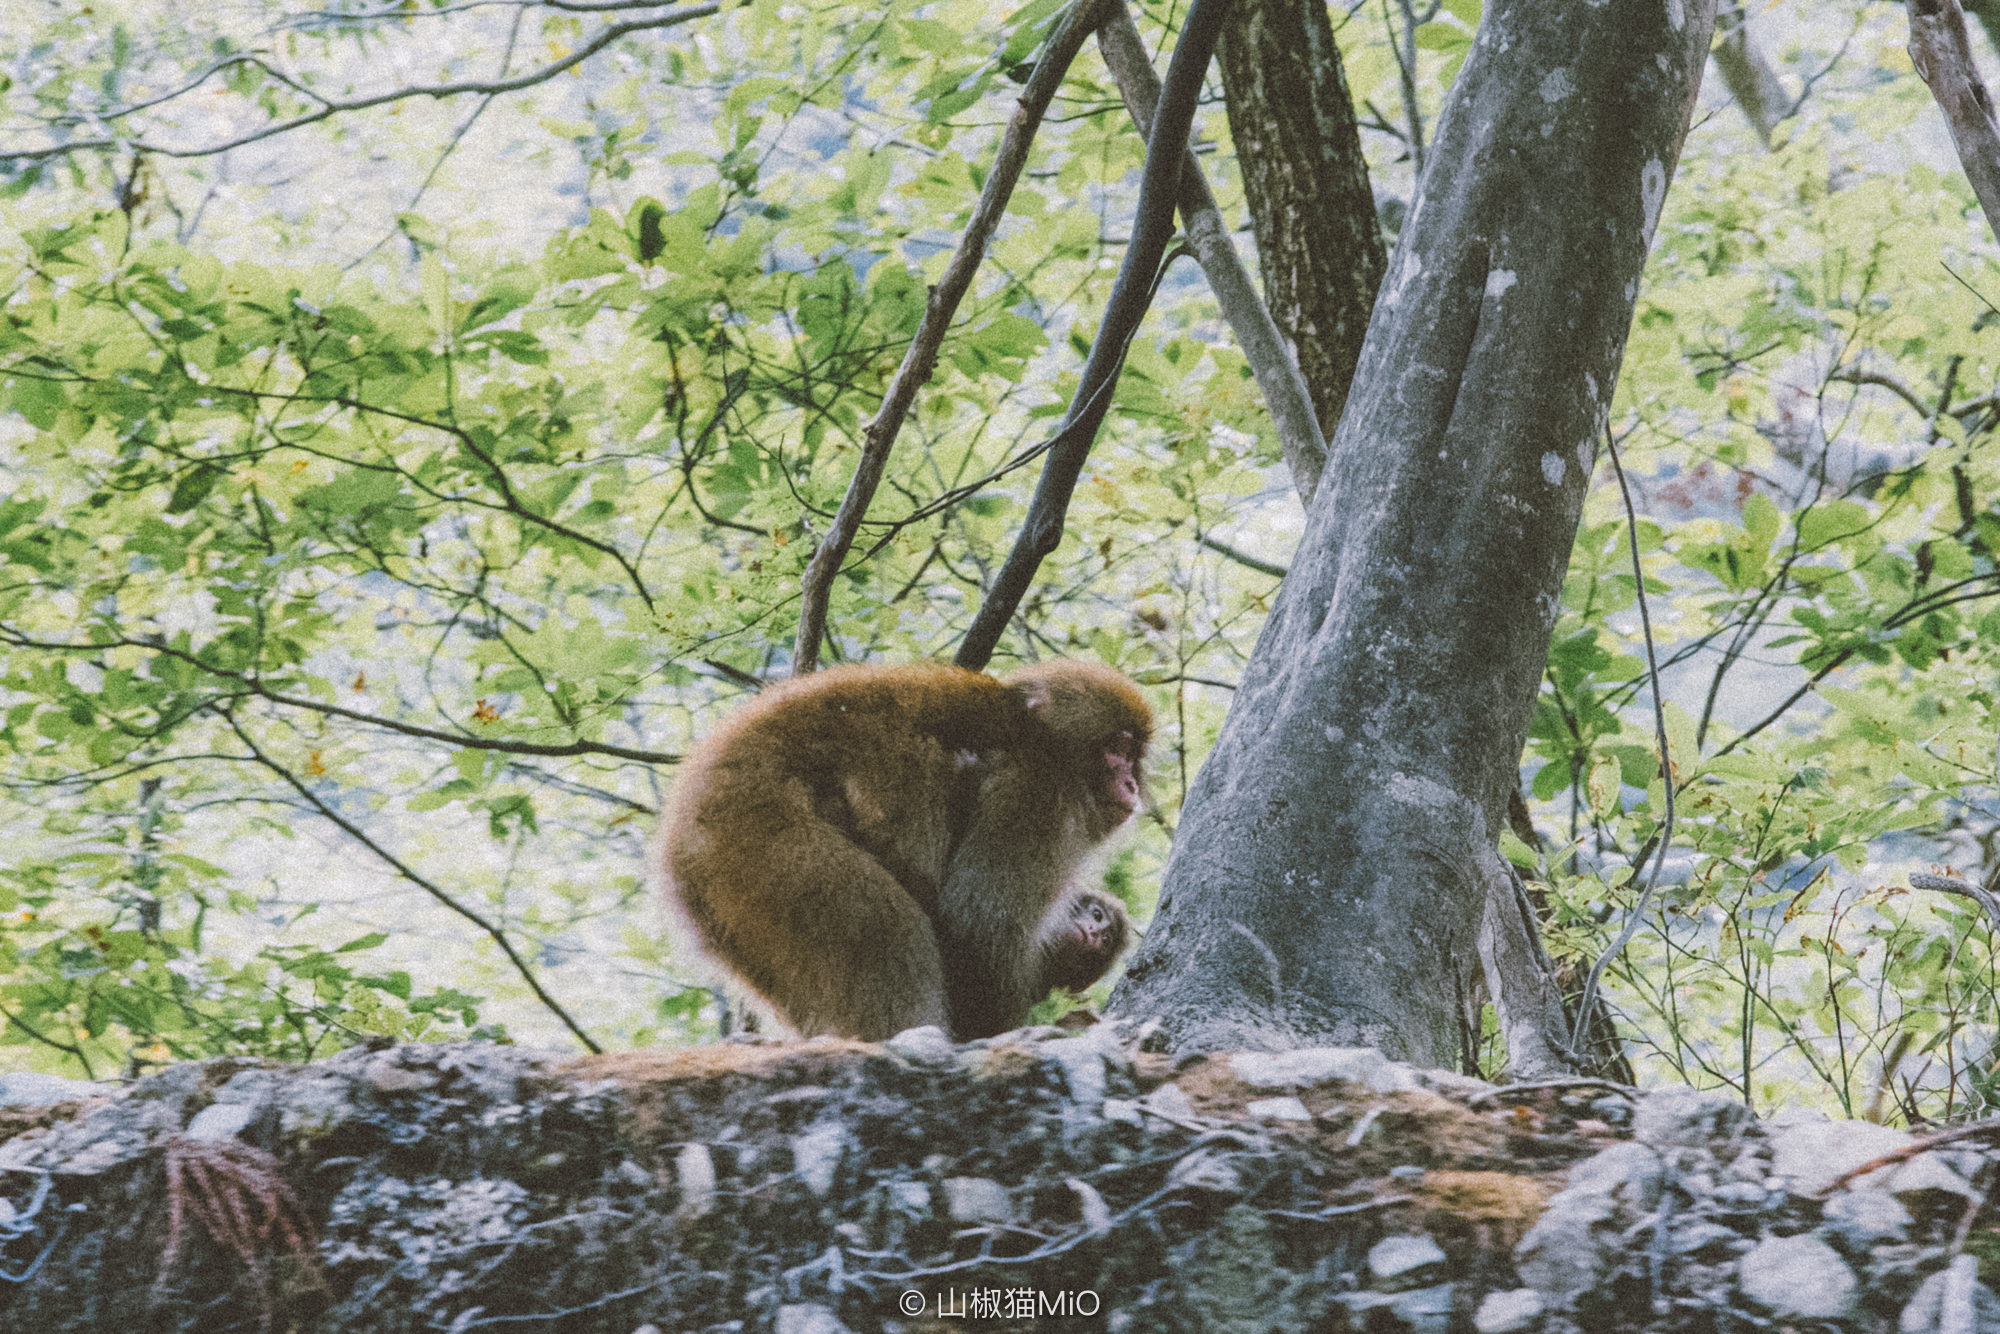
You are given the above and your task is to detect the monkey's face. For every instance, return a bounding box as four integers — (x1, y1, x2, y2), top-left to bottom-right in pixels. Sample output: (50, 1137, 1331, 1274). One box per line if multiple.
(1043, 891, 1130, 992)
(1002, 660, 1152, 837)
(1098, 729, 1144, 825)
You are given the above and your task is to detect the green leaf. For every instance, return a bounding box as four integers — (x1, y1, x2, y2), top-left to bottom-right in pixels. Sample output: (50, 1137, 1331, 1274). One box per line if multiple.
(165, 465, 224, 516)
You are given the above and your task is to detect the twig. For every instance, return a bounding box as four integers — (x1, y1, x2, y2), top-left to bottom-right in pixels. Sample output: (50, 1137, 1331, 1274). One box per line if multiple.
(214, 708, 604, 1054)
(1465, 1075, 1638, 1108)
(1570, 427, 1676, 1057)
(1813, 1110, 2000, 1197)
(1196, 531, 1288, 578)
(0, 628, 674, 764)
(1, 6, 720, 164)
(1827, 365, 1934, 420)
(0, 1002, 96, 1077)
(791, 0, 1113, 673)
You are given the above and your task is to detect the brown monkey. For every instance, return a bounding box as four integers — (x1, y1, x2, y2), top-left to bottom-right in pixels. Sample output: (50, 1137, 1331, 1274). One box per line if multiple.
(661, 660, 1149, 1042)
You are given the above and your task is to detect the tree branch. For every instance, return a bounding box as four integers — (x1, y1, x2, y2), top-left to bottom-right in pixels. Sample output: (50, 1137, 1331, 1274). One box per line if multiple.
(1196, 531, 1289, 578)
(955, 0, 1237, 671)
(0, 629, 677, 764)
(790, 0, 1114, 674)
(1096, 2, 1329, 504)
(1, 5, 718, 164)
(1709, 2, 1790, 148)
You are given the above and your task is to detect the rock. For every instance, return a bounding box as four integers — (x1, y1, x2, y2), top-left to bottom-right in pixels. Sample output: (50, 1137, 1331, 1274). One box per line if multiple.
(1566, 1141, 1667, 1202)
(1141, 1082, 1195, 1123)
(776, 1303, 851, 1334)
(1245, 1096, 1311, 1121)
(1822, 1187, 1913, 1245)
(1474, 1288, 1545, 1333)
(1514, 1142, 1662, 1303)
(1709, 1181, 1768, 1209)
(1588, 1094, 1633, 1126)
(1067, 1177, 1112, 1234)
(1768, 1119, 1912, 1195)
(1632, 1086, 1750, 1147)
(882, 1026, 956, 1066)
(183, 1102, 256, 1141)
(362, 1051, 437, 1092)
(1881, 1151, 1980, 1204)
(886, 1181, 930, 1215)
(1737, 1234, 1855, 1319)
(791, 1124, 845, 1197)
(1900, 1254, 2000, 1334)
(1390, 1283, 1454, 1333)
(1668, 1220, 1739, 1257)
(1413, 1068, 1500, 1100)
(1369, 1234, 1449, 1292)
(1100, 1097, 1142, 1125)
(1332, 1286, 1453, 1333)
(1332, 1290, 1401, 1321)
(676, 1143, 716, 1219)
(1041, 1038, 1108, 1108)
(1231, 1047, 1413, 1093)
(0, 1073, 104, 1106)
(942, 1176, 1014, 1224)
(1165, 1149, 1242, 1195)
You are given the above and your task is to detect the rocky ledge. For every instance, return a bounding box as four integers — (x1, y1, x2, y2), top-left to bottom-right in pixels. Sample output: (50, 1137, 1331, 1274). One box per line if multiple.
(0, 1030, 1991, 1332)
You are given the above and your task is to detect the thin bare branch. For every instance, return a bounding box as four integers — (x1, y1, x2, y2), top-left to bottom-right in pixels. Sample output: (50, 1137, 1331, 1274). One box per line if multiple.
(956, 0, 1237, 671)
(791, 0, 1114, 673)
(0, 628, 676, 764)
(1829, 365, 1932, 418)
(215, 707, 605, 1054)
(1196, 531, 1288, 578)
(1, 5, 718, 164)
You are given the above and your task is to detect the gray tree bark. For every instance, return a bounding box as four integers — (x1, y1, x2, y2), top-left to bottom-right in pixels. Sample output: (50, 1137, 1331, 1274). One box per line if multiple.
(1109, 0, 1717, 1065)
(1214, 0, 1385, 464)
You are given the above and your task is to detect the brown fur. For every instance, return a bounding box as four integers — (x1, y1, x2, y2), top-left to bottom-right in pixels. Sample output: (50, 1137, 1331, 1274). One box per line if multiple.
(661, 660, 1150, 1041)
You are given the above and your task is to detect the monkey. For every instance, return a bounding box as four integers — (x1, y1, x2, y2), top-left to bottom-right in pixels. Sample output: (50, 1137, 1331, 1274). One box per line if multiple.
(1042, 887, 1130, 991)
(660, 659, 1150, 1042)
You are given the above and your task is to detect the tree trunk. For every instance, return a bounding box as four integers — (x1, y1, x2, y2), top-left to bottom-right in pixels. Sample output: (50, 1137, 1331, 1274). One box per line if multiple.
(1110, 0, 1717, 1065)
(1215, 0, 1386, 458)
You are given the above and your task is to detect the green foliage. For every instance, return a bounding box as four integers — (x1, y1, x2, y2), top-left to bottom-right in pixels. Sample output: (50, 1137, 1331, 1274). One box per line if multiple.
(1523, 44, 2000, 1115)
(0, 0, 1284, 1073)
